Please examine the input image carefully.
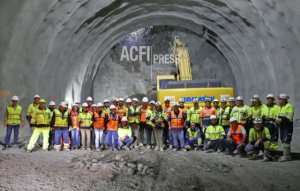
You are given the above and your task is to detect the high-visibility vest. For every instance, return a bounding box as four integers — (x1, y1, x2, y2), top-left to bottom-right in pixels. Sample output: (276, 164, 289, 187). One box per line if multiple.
(6, 105, 22, 125)
(205, 125, 225, 140)
(33, 108, 51, 127)
(146, 109, 156, 126)
(249, 127, 271, 143)
(261, 104, 280, 120)
(93, 111, 106, 129)
(229, 125, 245, 144)
(128, 106, 140, 124)
(218, 107, 230, 126)
(140, 106, 148, 123)
(70, 111, 80, 128)
(53, 109, 69, 128)
(26, 103, 39, 117)
(277, 103, 294, 122)
(79, 112, 92, 127)
(230, 105, 250, 124)
(117, 106, 127, 118)
(107, 114, 119, 131)
(187, 106, 201, 124)
(200, 107, 217, 117)
(170, 110, 184, 129)
(251, 105, 263, 118)
(164, 105, 172, 118)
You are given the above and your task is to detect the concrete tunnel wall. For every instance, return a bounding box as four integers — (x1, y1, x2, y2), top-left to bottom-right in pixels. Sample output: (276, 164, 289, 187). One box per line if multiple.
(0, 0, 299, 121)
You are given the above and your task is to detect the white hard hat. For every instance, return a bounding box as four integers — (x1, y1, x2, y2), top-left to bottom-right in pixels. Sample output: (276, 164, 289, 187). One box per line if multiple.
(253, 118, 263, 124)
(229, 117, 237, 123)
(91, 104, 97, 107)
(121, 117, 128, 122)
(97, 103, 103, 107)
(126, 98, 132, 103)
(113, 98, 119, 102)
(49, 101, 56, 106)
(103, 99, 109, 103)
(236, 96, 243, 101)
(156, 101, 162, 106)
(221, 98, 227, 103)
(149, 100, 156, 104)
(266, 94, 275, 99)
(60, 102, 67, 108)
(205, 97, 211, 102)
(11, 96, 19, 101)
(34, 95, 40, 99)
(110, 105, 116, 110)
(164, 98, 170, 102)
(173, 102, 180, 106)
(119, 98, 124, 102)
(278, 93, 289, 100)
(253, 95, 260, 100)
(86, 96, 93, 101)
(213, 99, 219, 102)
(72, 103, 78, 107)
(193, 99, 199, 103)
(179, 98, 184, 103)
(132, 98, 138, 102)
(82, 103, 88, 107)
(228, 97, 235, 102)
(210, 115, 217, 120)
(142, 97, 148, 102)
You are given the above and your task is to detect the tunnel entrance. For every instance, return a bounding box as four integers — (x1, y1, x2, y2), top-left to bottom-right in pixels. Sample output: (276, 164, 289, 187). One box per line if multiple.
(90, 25, 236, 101)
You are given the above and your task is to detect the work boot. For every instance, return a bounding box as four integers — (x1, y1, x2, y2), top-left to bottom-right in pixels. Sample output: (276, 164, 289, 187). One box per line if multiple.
(262, 155, 270, 162)
(279, 147, 292, 162)
(160, 148, 164, 152)
(217, 148, 222, 153)
(233, 149, 240, 155)
(138, 143, 144, 147)
(258, 150, 264, 157)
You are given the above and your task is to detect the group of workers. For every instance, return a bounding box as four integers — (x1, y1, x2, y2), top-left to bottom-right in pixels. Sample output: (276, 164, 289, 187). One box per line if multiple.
(2, 93, 294, 162)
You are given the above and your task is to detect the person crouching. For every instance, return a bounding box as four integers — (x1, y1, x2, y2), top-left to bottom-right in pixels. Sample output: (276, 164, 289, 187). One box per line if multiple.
(118, 117, 134, 150)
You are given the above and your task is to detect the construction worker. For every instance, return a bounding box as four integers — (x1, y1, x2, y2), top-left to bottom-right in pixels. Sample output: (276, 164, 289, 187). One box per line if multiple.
(218, 98, 230, 134)
(204, 115, 226, 153)
(107, 105, 120, 151)
(70, 103, 80, 150)
(200, 98, 217, 128)
(139, 97, 149, 146)
(27, 99, 51, 152)
(168, 102, 187, 151)
(113, 98, 119, 107)
(75, 102, 83, 113)
(117, 98, 128, 118)
(228, 97, 236, 116)
(230, 96, 251, 129)
(250, 95, 263, 119)
(103, 99, 110, 114)
(90, 104, 97, 149)
(50, 102, 71, 151)
(3, 96, 24, 148)
(261, 94, 280, 150)
(26, 95, 40, 136)
(92, 103, 107, 151)
(276, 93, 294, 162)
(163, 98, 172, 148)
(125, 98, 132, 108)
(145, 100, 156, 149)
(48, 101, 56, 149)
(213, 99, 220, 113)
(225, 117, 247, 156)
(153, 101, 167, 151)
(118, 117, 134, 150)
(178, 98, 188, 114)
(185, 122, 202, 151)
(245, 118, 272, 161)
(79, 103, 93, 150)
(86, 96, 93, 112)
(128, 98, 141, 148)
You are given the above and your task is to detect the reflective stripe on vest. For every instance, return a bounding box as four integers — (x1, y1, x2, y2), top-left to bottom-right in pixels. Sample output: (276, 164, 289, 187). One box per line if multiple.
(128, 106, 140, 124)
(229, 125, 244, 144)
(107, 114, 119, 131)
(140, 106, 148, 123)
(170, 110, 184, 129)
(6, 105, 22, 125)
(54, 109, 69, 127)
(117, 107, 127, 118)
(94, 111, 106, 129)
(35, 108, 51, 126)
(79, 112, 92, 127)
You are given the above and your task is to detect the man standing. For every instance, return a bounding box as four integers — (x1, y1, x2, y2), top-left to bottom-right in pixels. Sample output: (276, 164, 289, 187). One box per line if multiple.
(117, 98, 128, 119)
(79, 103, 93, 150)
(163, 98, 172, 148)
(3, 96, 24, 148)
(200, 98, 217, 128)
(48, 101, 56, 149)
(153, 101, 167, 151)
(168, 102, 187, 151)
(139, 97, 149, 147)
(26, 95, 40, 130)
(50, 102, 71, 151)
(128, 98, 141, 148)
(92, 103, 107, 151)
(276, 93, 294, 162)
(107, 105, 120, 151)
(218, 99, 230, 134)
(213, 99, 220, 113)
(145, 101, 156, 149)
(27, 99, 51, 152)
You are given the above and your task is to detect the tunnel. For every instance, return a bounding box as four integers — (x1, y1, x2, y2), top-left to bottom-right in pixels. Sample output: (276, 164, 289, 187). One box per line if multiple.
(0, 0, 299, 121)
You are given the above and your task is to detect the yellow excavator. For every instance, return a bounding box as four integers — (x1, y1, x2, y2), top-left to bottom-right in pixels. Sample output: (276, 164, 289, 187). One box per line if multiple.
(156, 36, 234, 107)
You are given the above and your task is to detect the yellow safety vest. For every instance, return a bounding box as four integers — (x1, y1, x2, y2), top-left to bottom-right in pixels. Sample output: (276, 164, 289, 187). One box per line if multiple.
(79, 112, 93, 127)
(32, 108, 51, 127)
(53, 109, 69, 127)
(26, 103, 39, 116)
(6, 105, 22, 125)
(128, 106, 140, 124)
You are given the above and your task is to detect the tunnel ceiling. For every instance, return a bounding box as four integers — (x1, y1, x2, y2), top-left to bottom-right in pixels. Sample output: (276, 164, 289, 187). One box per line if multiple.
(0, 0, 299, 120)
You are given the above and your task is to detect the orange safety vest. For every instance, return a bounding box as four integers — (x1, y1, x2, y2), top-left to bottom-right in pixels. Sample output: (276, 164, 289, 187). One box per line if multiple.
(140, 106, 148, 123)
(229, 125, 244, 144)
(107, 114, 119, 131)
(117, 106, 127, 118)
(200, 107, 217, 117)
(93, 111, 106, 129)
(70, 111, 80, 128)
(170, 110, 184, 129)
